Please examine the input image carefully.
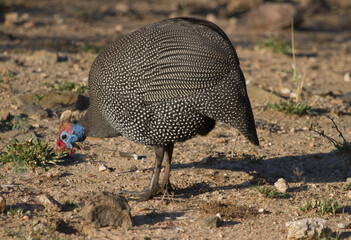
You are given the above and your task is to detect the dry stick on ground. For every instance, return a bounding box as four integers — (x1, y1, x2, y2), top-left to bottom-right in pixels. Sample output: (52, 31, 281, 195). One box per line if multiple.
(311, 117, 351, 180)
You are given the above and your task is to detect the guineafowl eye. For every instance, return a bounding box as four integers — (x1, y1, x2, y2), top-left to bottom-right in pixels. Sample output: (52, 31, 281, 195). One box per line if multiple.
(61, 133, 68, 140)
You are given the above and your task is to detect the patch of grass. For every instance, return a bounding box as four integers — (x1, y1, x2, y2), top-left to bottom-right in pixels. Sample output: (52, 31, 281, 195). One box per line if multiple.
(299, 200, 314, 213)
(79, 43, 104, 54)
(11, 116, 31, 133)
(33, 93, 44, 101)
(251, 185, 288, 199)
(2, 228, 25, 238)
(269, 99, 317, 116)
(45, 81, 87, 94)
(324, 232, 343, 240)
(242, 154, 265, 164)
(268, 19, 316, 117)
(64, 200, 80, 209)
(318, 199, 342, 216)
(6, 206, 24, 218)
(298, 198, 343, 216)
(0, 139, 67, 171)
(344, 184, 351, 191)
(256, 37, 292, 55)
(311, 117, 351, 179)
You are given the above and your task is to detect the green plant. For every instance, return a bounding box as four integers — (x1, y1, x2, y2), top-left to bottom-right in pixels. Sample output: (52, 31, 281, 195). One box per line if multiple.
(0, 139, 67, 171)
(251, 185, 288, 198)
(256, 37, 292, 55)
(298, 197, 343, 216)
(2, 228, 25, 238)
(299, 200, 313, 213)
(323, 231, 343, 240)
(269, 99, 317, 116)
(344, 184, 351, 191)
(11, 116, 31, 133)
(268, 19, 316, 116)
(45, 81, 87, 94)
(311, 117, 351, 179)
(64, 200, 80, 209)
(33, 93, 44, 101)
(79, 43, 104, 54)
(242, 154, 265, 164)
(318, 199, 342, 216)
(6, 206, 24, 218)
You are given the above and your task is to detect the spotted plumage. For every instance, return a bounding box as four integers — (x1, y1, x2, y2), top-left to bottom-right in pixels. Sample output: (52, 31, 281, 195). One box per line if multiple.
(81, 17, 258, 147)
(58, 17, 259, 200)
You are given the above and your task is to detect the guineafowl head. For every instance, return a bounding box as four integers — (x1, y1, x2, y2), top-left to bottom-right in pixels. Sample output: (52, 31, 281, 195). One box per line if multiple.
(57, 110, 86, 155)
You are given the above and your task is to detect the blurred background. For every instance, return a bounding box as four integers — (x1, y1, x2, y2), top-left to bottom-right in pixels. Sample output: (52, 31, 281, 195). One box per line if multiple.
(1, 0, 350, 52)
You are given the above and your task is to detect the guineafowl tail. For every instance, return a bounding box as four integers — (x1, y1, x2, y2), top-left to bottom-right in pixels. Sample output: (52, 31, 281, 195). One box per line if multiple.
(190, 68, 259, 146)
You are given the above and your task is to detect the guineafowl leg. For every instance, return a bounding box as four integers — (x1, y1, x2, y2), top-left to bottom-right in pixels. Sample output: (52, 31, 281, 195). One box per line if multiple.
(119, 146, 164, 201)
(159, 143, 174, 194)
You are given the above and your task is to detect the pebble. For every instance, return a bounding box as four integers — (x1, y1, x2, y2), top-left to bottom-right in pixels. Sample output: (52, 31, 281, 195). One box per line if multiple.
(337, 223, 346, 229)
(344, 72, 350, 82)
(258, 208, 265, 213)
(198, 214, 220, 228)
(0, 109, 10, 121)
(4, 12, 19, 26)
(99, 164, 108, 172)
(36, 194, 62, 211)
(201, 155, 213, 165)
(274, 178, 289, 193)
(346, 178, 351, 184)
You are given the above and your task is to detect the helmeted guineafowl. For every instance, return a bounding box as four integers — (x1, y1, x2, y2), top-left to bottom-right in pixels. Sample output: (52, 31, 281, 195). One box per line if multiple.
(57, 17, 259, 200)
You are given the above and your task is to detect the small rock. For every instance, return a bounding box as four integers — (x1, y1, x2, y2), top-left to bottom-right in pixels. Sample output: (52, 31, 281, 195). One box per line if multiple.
(286, 218, 332, 240)
(38, 91, 78, 110)
(33, 221, 49, 232)
(29, 50, 58, 64)
(115, 2, 130, 14)
(344, 73, 351, 82)
(258, 208, 265, 213)
(99, 164, 108, 172)
(0, 194, 6, 213)
(240, 181, 250, 187)
(346, 178, 351, 184)
(1, 130, 38, 142)
(17, 132, 38, 143)
(337, 223, 346, 229)
(198, 214, 220, 228)
(201, 155, 213, 165)
(4, 12, 19, 26)
(18, 103, 48, 119)
(81, 192, 133, 228)
(36, 194, 62, 211)
(32, 218, 57, 233)
(0, 109, 10, 121)
(274, 178, 289, 193)
(280, 87, 291, 95)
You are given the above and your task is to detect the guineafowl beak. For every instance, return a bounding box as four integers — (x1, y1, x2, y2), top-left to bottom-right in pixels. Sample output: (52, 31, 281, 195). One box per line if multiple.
(57, 122, 86, 155)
